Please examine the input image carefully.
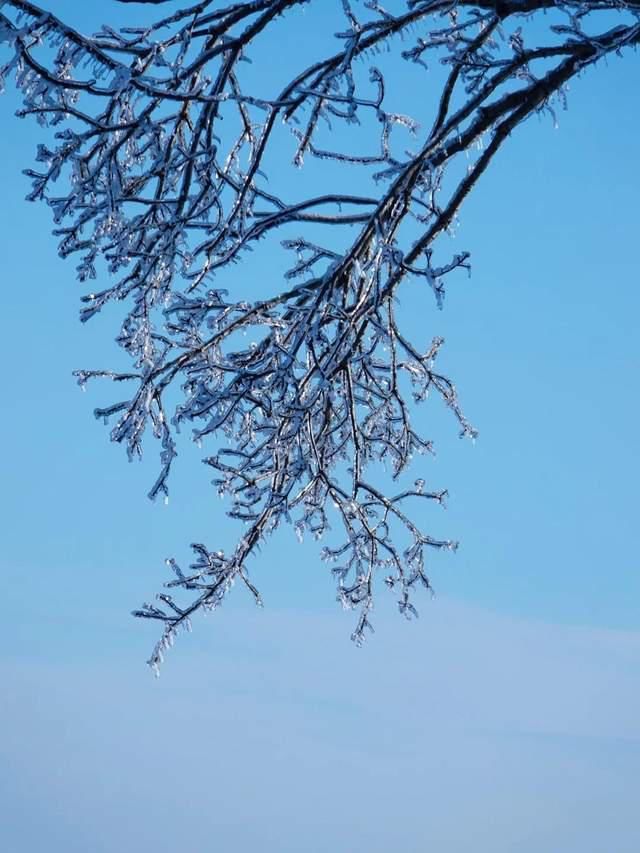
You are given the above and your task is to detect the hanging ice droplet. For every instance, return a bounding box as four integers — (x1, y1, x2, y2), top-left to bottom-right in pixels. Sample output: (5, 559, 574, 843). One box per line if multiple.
(164, 495, 170, 506)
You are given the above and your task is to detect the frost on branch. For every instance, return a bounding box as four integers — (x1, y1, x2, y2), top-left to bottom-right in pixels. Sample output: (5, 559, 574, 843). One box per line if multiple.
(1, 0, 639, 671)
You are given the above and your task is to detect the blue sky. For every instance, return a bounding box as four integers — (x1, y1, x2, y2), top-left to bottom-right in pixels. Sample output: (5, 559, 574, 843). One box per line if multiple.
(0, 2, 639, 851)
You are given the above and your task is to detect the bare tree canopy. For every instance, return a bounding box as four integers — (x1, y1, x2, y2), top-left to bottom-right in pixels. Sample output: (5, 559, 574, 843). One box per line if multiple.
(1, 0, 638, 672)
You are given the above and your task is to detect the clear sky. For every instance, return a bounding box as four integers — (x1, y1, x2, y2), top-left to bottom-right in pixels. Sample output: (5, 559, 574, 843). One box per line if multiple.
(0, 2, 639, 851)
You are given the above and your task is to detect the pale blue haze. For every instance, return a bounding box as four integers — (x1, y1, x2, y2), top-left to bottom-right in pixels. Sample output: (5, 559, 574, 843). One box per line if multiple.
(0, 2, 639, 851)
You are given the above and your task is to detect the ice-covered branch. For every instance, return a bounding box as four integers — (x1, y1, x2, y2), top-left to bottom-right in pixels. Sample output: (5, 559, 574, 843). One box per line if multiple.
(1, 0, 638, 670)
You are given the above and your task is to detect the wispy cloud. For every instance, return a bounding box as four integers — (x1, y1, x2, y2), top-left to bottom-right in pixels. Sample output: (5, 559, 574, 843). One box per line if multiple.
(2, 600, 638, 852)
